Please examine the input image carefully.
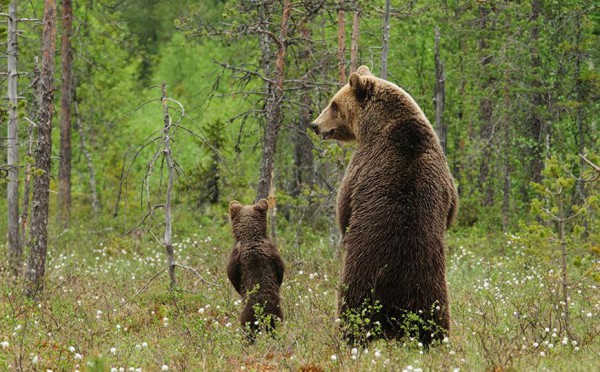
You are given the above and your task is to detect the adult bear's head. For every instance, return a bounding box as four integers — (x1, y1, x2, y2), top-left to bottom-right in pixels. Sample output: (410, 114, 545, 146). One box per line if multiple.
(310, 66, 374, 143)
(311, 66, 433, 152)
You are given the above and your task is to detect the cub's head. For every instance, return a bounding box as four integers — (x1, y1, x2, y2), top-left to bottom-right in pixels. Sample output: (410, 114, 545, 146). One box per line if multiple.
(310, 66, 375, 143)
(229, 199, 269, 241)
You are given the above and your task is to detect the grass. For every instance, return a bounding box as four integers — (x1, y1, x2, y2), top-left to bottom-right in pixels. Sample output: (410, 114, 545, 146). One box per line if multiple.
(1, 208, 599, 371)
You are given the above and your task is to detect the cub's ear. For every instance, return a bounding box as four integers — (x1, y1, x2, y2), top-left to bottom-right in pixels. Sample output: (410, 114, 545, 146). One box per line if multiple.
(356, 65, 372, 76)
(349, 72, 371, 101)
(254, 198, 269, 213)
(229, 200, 242, 218)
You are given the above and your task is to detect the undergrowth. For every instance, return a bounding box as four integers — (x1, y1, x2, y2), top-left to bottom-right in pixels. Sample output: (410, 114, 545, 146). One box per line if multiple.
(0, 209, 599, 371)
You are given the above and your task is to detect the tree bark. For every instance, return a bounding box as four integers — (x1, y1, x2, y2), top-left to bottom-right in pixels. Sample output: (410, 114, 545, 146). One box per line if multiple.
(337, 0, 346, 85)
(433, 26, 446, 155)
(58, 0, 73, 226)
(20, 60, 40, 249)
(381, 0, 391, 79)
(349, 1, 360, 73)
(25, 0, 57, 299)
(256, 0, 291, 201)
(7, 0, 22, 276)
(20, 117, 35, 248)
(256, 0, 273, 200)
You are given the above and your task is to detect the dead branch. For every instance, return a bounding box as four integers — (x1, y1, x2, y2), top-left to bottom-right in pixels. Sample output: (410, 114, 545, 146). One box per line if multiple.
(580, 153, 600, 175)
(173, 263, 218, 287)
(213, 60, 274, 85)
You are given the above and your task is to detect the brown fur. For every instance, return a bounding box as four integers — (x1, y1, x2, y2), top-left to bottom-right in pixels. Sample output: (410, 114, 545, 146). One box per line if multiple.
(311, 66, 458, 345)
(227, 199, 285, 339)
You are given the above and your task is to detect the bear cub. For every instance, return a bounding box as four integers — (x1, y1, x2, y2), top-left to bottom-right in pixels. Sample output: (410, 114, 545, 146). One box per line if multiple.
(227, 199, 285, 339)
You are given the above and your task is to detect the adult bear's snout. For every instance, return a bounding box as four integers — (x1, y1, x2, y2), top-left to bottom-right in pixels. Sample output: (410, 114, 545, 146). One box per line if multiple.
(309, 122, 320, 134)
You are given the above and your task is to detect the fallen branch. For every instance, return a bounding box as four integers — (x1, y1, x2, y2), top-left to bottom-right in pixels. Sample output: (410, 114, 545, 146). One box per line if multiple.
(174, 263, 218, 287)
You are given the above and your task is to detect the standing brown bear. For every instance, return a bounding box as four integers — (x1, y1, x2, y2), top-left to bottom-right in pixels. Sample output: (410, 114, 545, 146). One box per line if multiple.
(311, 66, 458, 346)
(227, 199, 285, 340)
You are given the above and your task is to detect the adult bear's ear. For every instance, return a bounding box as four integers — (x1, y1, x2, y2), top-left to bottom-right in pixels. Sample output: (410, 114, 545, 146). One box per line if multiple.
(254, 198, 268, 213)
(356, 65, 372, 76)
(229, 200, 242, 219)
(349, 72, 371, 101)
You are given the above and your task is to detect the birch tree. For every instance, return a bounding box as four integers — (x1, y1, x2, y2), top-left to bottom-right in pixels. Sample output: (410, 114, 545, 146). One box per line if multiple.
(433, 26, 446, 155)
(381, 0, 391, 79)
(6, 0, 21, 276)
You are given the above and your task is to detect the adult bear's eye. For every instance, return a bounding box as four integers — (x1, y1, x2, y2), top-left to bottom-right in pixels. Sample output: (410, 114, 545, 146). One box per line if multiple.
(331, 101, 338, 113)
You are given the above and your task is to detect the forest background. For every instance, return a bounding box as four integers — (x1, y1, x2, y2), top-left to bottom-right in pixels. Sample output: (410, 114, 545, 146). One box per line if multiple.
(1, 0, 599, 371)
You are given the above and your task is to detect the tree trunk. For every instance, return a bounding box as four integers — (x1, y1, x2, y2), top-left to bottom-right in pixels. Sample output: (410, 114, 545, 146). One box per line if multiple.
(501, 34, 511, 232)
(20, 118, 35, 248)
(433, 26, 446, 155)
(477, 3, 494, 206)
(454, 33, 467, 198)
(269, 170, 277, 243)
(381, 0, 391, 79)
(161, 83, 177, 291)
(574, 12, 584, 160)
(256, 0, 273, 200)
(292, 16, 315, 199)
(349, 1, 360, 73)
(25, 0, 57, 299)
(556, 185, 573, 340)
(7, 0, 22, 276)
(337, 0, 346, 85)
(58, 0, 73, 226)
(256, 0, 291, 201)
(20, 59, 40, 249)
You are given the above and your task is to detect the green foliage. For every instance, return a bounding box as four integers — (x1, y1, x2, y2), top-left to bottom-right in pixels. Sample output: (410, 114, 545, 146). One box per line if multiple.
(1, 0, 599, 369)
(178, 119, 225, 208)
(342, 297, 384, 345)
(242, 299, 283, 343)
(528, 153, 600, 262)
